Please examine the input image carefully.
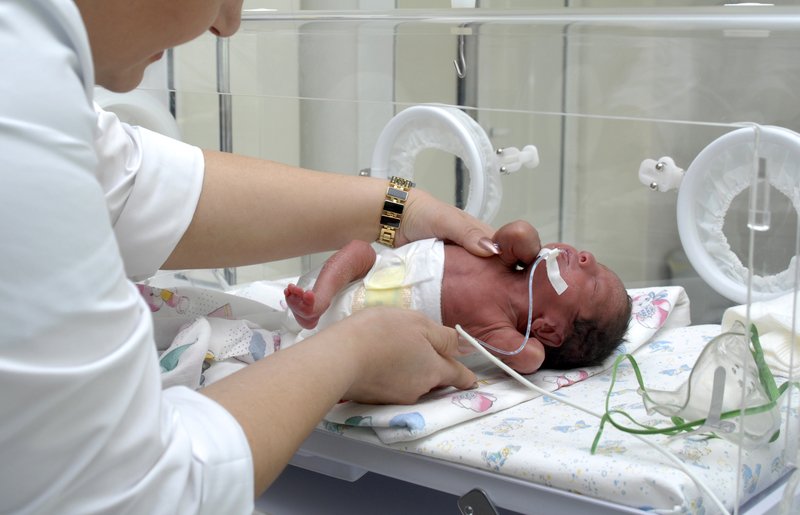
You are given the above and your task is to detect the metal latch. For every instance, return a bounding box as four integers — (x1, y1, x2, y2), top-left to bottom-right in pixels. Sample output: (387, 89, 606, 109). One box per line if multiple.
(458, 488, 500, 515)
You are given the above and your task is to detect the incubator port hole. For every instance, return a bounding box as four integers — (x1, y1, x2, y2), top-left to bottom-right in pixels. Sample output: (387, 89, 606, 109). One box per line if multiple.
(412, 147, 470, 210)
(722, 184, 797, 277)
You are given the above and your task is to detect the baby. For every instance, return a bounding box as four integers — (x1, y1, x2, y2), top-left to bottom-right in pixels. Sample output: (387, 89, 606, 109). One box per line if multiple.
(285, 235, 632, 374)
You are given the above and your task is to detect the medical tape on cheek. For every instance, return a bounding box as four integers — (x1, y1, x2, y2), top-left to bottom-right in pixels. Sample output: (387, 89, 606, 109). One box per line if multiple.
(538, 248, 568, 295)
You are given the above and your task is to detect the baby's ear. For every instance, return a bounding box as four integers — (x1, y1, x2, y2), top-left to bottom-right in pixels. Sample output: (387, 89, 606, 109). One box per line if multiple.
(531, 318, 565, 348)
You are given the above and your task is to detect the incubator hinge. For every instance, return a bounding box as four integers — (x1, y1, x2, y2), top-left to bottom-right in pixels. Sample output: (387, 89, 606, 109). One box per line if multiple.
(638, 156, 684, 192)
(457, 488, 500, 515)
(496, 145, 540, 175)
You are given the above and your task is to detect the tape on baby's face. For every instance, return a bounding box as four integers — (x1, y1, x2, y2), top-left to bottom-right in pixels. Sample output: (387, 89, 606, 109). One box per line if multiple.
(538, 248, 568, 295)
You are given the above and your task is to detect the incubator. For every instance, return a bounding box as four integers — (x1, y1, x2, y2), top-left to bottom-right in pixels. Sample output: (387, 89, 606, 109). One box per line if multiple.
(125, 4, 800, 514)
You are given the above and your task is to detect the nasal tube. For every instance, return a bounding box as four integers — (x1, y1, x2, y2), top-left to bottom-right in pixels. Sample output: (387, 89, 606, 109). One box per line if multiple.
(474, 248, 567, 356)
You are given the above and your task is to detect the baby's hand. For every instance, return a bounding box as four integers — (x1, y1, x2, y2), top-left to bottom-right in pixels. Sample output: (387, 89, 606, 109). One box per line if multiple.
(501, 337, 545, 375)
(491, 220, 542, 269)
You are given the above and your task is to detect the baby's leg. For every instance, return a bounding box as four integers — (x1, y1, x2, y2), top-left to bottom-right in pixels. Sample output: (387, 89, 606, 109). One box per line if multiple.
(284, 240, 376, 329)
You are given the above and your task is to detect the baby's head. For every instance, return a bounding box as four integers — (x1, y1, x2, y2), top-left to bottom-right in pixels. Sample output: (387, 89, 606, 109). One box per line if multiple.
(540, 293, 632, 369)
(528, 244, 632, 370)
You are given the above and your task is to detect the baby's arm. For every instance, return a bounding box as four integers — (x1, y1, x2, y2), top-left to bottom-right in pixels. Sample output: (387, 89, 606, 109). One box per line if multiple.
(478, 327, 545, 375)
(284, 240, 376, 329)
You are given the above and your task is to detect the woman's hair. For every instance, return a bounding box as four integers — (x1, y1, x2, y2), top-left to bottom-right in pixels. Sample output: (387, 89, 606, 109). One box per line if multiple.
(540, 294, 633, 370)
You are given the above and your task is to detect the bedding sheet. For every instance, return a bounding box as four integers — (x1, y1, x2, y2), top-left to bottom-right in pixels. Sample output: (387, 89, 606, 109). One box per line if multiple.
(323, 286, 691, 443)
(228, 280, 690, 443)
(145, 280, 691, 443)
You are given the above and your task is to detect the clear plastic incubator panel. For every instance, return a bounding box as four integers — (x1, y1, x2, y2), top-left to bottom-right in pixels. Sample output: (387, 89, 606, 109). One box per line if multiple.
(130, 4, 800, 514)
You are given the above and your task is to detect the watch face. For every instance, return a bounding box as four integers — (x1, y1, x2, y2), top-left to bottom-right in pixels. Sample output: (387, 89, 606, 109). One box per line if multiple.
(387, 187, 409, 200)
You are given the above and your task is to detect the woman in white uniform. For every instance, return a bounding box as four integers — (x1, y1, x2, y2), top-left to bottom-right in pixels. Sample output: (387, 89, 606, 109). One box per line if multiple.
(0, 0, 541, 513)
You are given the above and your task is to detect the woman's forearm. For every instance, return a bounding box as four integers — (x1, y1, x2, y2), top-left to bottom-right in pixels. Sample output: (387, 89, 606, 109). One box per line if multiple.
(200, 334, 359, 496)
(165, 150, 498, 270)
(200, 308, 477, 497)
(164, 150, 388, 269)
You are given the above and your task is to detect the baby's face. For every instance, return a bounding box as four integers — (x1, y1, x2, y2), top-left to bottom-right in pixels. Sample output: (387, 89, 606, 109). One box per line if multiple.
(534, 244, 627, 336)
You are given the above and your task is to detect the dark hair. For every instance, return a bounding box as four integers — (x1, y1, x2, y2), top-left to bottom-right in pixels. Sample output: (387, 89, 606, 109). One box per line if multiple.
(540, 294, 633, 370)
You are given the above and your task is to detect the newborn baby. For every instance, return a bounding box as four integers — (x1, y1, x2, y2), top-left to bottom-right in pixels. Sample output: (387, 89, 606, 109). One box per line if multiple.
(285, 234, 631, 374)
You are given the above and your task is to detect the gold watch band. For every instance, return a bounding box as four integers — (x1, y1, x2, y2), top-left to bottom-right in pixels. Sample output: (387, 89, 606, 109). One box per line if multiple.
(377, 176, 415, 247)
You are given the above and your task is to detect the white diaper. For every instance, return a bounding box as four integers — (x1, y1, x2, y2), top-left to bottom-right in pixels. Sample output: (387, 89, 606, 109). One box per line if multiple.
(296, 239, 445, 342)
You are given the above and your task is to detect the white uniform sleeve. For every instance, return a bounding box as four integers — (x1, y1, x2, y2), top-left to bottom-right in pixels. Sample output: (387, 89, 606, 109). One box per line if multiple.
(0, 1, 254, 513)
(93, 106, 204, 281)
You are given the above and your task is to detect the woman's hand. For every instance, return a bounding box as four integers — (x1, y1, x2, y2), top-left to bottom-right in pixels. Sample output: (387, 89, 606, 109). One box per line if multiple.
(331, 307, 477, 405)
(398, 188, 496, 259)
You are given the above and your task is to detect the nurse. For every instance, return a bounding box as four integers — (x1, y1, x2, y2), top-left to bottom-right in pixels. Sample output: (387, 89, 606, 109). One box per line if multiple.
(0, 0, 541, 513)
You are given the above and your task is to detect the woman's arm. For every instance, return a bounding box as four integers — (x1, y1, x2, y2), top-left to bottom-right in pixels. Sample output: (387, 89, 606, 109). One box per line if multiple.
(163, 150, 496, 269)
(201, 307, 477, 496)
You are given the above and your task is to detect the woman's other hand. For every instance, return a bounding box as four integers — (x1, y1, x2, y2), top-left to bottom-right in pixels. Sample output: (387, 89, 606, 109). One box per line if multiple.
(331, 307, 477, 404)
(201, 305, 475, 494)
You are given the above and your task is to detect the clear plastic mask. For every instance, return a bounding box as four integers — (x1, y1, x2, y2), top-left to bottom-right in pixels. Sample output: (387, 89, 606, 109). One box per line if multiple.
(596, 321, 790, 450)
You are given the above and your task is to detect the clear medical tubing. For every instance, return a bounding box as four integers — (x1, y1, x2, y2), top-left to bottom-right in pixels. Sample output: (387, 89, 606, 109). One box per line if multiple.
(474, 248, 563, 356)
